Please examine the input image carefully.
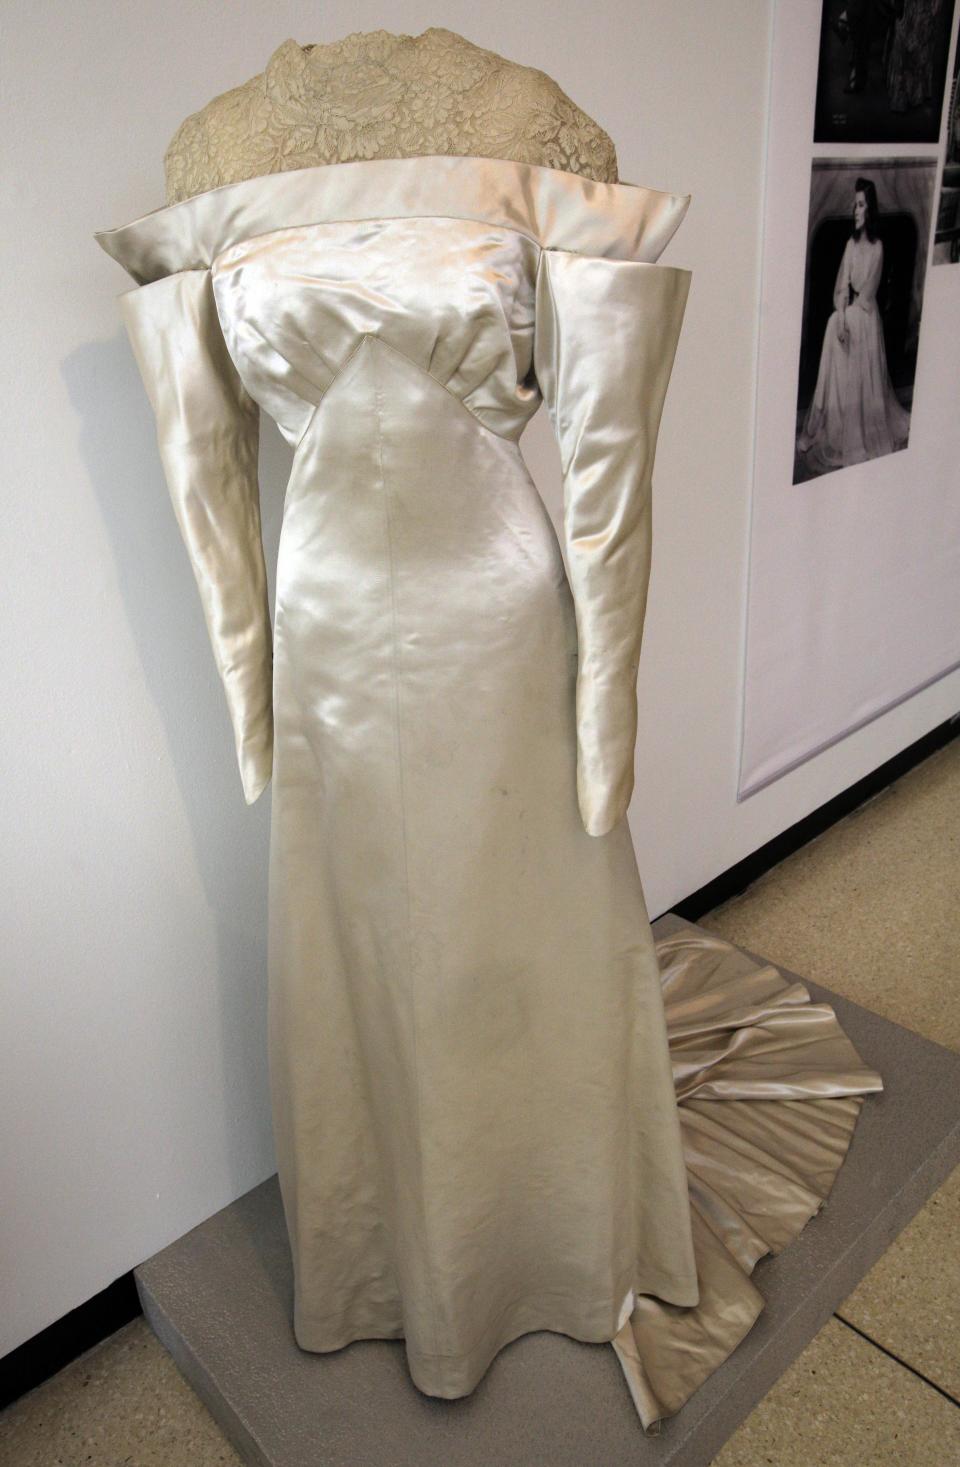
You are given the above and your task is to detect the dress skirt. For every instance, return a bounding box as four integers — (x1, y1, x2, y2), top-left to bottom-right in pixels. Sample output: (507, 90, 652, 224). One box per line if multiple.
(265, 334, 699, 1396)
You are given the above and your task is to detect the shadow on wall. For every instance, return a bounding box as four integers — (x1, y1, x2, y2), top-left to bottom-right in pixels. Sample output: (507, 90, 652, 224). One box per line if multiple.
(60, 327, 293, 1192)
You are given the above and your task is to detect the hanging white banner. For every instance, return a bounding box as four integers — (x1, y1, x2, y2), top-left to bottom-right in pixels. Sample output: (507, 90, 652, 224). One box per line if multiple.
(738, 0, 960, 799)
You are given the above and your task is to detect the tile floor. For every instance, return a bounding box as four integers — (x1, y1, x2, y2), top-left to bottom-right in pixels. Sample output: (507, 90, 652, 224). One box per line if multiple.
(1, 738, 958, 1467)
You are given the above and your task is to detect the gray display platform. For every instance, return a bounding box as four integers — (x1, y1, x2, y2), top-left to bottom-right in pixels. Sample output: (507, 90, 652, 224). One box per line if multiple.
(134, 913, 960, 1467)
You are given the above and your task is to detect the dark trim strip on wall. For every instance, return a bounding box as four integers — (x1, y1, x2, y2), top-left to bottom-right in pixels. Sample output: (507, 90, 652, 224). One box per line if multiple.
(1, 1273, 141, 1411)
(673, 711, 960, 922)
(3, 710, 958, 1413)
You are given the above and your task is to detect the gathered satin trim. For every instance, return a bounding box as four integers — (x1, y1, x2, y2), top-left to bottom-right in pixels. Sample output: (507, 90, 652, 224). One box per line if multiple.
(611, 926, 883, 1433)
(94, 153, 691, 284)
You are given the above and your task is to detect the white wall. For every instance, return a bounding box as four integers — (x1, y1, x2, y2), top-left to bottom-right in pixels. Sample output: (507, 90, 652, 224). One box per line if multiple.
(3, 0, 957, 1357)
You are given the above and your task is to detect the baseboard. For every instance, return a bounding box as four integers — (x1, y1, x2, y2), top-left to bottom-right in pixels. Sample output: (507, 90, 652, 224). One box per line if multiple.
(672, 712, 960, 922)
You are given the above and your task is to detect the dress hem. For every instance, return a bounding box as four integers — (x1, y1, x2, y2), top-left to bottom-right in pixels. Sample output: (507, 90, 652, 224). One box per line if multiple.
(293, 1264, 699, 1399)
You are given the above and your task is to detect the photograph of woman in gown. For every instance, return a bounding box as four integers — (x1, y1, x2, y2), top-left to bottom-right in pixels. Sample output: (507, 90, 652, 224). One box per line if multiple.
(796, 175, 913, 480)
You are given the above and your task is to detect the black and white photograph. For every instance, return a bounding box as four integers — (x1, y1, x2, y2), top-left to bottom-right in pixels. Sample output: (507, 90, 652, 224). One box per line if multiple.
(933, 39, 960, 260)
(813, 0, 957, 142)
(794, 156, 937, 482)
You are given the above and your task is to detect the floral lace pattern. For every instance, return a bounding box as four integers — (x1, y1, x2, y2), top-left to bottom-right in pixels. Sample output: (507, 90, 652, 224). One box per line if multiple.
(164, 29, 619, 204)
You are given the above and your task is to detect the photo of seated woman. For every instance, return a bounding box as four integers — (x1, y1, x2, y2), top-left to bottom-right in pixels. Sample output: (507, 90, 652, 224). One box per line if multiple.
(794, 157, 937, 482)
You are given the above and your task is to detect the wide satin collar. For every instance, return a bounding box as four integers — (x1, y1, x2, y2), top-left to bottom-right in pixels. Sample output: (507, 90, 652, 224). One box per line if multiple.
(94, 153, 691, 285)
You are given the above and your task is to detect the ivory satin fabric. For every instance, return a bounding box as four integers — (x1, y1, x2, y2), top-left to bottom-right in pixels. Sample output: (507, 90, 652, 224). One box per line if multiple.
(95, 155, 882, 1427)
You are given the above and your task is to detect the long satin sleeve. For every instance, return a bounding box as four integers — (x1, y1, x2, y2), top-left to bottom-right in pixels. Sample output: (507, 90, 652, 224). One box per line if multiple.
(119, 268, 273, 804)
(533, 250, 692, 837)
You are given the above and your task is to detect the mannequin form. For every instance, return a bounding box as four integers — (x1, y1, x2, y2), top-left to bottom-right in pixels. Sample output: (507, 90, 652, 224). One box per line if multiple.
(163, 29, 619, 204)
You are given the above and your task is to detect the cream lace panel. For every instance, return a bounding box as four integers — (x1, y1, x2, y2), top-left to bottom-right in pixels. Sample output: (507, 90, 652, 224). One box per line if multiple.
(164, 29, 619, 204)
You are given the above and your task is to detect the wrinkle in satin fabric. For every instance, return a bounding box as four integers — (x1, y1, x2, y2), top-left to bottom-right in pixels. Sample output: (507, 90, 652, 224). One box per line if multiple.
(94, 152, 692, 284)
(615, 927, 882, 1432)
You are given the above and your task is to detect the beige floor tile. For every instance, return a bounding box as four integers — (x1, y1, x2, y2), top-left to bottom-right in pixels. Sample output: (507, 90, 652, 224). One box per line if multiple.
(837, 1161, 960, 1401)
(704, 737, 960, 1428)
(0, 1317, 241, 1467)
(703, 738, 960, 1053)
(3, 1314, 955, 1467)
(712, 1315, 960, 1467)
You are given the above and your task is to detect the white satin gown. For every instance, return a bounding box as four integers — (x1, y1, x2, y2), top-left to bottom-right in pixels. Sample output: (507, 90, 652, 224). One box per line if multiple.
(798, 234, 912, 475)
(96, 155, 882, 1429)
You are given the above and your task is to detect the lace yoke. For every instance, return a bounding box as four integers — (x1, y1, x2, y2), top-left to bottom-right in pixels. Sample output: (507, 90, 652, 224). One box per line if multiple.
(164, 28, 620, 204)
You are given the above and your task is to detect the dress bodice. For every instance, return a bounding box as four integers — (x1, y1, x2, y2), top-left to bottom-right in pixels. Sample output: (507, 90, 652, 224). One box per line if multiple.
(210, 215, 541, 446)
(838, 235, 883, 311)
(95, 153, 693, 835)
(96, 153, 692, 449)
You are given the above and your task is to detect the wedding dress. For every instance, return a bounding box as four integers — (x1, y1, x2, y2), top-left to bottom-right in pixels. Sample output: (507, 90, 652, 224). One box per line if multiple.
(96, 43, 882, 1429)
